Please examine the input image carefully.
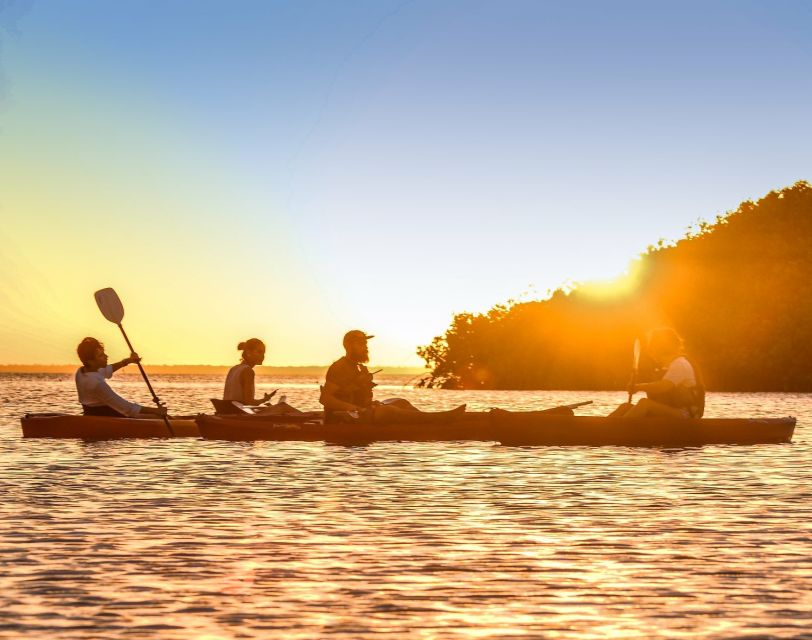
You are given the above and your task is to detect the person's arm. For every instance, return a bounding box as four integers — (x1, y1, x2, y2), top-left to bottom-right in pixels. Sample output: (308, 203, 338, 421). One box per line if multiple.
(633, 379, 675, 396)
(239, 367, 272, 405)
(93, 378, 144, 417)
(634, 358, 694, 396)
(111, 352, 140, 373)
(319, 380, 361, 412)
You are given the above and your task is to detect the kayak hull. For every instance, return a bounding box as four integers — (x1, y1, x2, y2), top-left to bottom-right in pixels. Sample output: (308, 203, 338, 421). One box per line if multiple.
(196, 412, 495, 443)
(196, 412, 796, 447)
(495, 414, 796, 447)
(21, 414, 200, 440)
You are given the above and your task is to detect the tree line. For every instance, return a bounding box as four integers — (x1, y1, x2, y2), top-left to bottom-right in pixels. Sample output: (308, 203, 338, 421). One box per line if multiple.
(418, 181, 812, 391)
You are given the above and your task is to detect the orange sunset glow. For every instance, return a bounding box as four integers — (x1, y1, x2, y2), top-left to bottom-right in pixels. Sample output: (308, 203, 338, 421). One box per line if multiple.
(1, 2, 811, 640)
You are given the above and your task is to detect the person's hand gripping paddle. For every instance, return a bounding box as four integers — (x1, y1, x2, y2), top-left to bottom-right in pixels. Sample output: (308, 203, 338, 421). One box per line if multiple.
(94, 288, 174, 436)
(628, 338, 641, 404)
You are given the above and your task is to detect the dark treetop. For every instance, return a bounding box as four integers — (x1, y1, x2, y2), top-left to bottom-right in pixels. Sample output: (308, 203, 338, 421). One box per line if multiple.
(418, 181, 812, 392)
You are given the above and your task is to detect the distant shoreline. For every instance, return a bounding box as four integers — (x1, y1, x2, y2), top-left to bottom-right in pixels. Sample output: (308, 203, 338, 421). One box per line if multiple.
(0, 364, 428, 376)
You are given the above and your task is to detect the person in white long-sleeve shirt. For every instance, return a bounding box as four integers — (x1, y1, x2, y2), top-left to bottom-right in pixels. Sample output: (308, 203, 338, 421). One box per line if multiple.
(75, 337, 167, 418)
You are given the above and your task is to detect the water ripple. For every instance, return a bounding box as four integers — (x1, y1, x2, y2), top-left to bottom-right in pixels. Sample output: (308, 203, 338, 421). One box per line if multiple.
(0, 374, 810, 638)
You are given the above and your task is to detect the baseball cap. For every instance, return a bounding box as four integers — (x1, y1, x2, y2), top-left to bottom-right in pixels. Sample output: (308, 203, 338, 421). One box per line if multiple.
(343, 330, 374, 347)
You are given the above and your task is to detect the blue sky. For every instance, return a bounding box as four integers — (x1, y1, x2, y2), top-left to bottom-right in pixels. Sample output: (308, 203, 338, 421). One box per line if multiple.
(1, 0, 810, 365)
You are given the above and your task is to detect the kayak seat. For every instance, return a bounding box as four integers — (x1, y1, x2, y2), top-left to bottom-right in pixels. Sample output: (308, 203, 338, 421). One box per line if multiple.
(210, 398, 245, 415)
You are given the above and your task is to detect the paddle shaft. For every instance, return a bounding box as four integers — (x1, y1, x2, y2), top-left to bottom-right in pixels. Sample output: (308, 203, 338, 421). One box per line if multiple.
(559, 400, 593, 410)
(628, 339, 641, 404)
(539, 400, 593, 415)
(115, 323, 174, 436)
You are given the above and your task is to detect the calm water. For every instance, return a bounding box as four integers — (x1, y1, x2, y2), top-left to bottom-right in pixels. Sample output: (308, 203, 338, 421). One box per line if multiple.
(1, 373, 811, 639)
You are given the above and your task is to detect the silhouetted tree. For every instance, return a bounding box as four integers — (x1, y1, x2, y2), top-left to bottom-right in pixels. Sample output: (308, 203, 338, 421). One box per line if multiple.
(418, 181, 812, 391)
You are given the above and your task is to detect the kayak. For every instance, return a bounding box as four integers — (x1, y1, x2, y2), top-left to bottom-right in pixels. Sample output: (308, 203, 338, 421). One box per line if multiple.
(494, 413, 796, 447)
(19, 411, 797, 446)
(197, 411, 491, 442)
(20, 413, 200, 440)
(196, 412, 797, 447)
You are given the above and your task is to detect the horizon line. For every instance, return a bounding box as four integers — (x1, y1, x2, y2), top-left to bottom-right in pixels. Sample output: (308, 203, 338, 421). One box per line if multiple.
(0, 364, 429, 374)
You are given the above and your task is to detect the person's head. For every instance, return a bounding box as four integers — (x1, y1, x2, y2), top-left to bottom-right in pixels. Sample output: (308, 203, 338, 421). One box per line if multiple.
(646, 327, 684, 365)
(342, 330, 373, 364)
(77, 337, 107, 370)
(238, 338, 266, 366)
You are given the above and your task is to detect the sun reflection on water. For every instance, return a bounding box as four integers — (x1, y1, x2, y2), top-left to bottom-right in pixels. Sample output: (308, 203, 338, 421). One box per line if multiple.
(0, 374, 809, 638)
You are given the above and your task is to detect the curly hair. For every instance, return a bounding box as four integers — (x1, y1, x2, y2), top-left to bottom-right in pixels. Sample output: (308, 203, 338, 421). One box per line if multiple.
(77, 337, 103, 365)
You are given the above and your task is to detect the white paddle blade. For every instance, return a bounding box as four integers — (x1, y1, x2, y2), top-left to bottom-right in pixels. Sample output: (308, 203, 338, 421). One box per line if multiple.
(632, 338, 641, 370)
(94, 288, 125, 324)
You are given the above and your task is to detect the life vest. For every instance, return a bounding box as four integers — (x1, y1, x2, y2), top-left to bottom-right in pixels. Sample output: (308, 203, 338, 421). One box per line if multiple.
(648, 357, 706, 418)
(327, 358, 375, 408)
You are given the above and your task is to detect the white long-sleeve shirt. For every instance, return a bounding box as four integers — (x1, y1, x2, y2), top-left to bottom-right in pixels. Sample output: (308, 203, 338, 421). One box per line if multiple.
(75, 365, 141, 417)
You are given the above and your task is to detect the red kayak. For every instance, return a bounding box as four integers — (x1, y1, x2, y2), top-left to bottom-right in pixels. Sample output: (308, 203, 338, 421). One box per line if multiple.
(195, 412, 796, 447)
(21, 413, 200, 439)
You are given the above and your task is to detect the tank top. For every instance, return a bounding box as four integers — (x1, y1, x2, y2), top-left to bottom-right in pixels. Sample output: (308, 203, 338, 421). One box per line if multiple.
(223, 363, 253, 402)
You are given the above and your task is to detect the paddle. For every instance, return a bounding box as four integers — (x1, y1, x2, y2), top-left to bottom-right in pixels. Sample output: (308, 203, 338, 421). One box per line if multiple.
(537, 400, 593, 415)
(261, 389, 279, 405)
(493, 400, 593, 415)
(94, 288, 174, 436)
(628, 338, 641, 404)
(557, 400, 593, 410)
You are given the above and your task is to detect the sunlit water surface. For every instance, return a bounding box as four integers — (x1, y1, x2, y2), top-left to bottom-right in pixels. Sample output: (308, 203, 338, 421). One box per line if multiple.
(1, 373, 811, 639)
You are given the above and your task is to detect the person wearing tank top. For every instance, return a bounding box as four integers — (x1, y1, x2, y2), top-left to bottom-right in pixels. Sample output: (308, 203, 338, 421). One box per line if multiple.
(223, 338, 274, 405)
(610, 328, 703, 419)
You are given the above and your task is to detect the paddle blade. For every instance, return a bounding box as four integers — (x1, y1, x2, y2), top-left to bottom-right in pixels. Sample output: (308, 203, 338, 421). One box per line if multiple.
(94, 288, 125, 324)
(632, 338, 641, 371)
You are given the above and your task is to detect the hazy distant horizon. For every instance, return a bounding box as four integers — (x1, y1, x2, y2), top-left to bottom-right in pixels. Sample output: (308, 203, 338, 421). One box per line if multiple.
(0, 364, 428, 375)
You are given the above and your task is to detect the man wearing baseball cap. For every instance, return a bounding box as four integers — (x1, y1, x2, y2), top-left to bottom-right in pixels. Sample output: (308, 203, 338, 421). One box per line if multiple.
(319, 330, 466, 424)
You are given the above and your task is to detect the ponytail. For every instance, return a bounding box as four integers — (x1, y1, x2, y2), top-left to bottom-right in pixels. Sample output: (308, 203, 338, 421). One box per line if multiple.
(238, 338, 265, 362)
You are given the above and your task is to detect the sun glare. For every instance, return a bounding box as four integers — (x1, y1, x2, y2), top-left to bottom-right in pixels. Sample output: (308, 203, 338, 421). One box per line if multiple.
(572, 261, 645, 301)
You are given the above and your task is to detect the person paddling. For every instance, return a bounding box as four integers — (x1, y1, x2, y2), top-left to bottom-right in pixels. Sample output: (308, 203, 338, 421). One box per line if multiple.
(319, 330, 466, 424)
(75, 337, 167, 418)
(610, 328, 705, 419)
(223, 338, 274, 406)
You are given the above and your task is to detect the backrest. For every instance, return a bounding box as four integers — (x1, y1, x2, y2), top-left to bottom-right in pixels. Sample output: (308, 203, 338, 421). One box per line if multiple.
(210, 398, 242, 415)
(685, 357, 706, 418)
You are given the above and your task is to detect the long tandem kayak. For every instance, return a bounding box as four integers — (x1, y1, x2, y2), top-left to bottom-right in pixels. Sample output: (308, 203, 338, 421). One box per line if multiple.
(21, 413, 200, 440)
(19, 412, 796, 446)
(196, 412, 797, 447)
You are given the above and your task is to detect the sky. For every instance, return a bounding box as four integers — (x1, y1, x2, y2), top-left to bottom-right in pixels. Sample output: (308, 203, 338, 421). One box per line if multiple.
(1, 0, 811, 367)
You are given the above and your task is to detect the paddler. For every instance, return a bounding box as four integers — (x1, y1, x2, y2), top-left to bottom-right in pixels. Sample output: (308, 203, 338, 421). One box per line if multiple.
(611, 328, 705, 419)
(75, 337, 167, 418)
(319, 330, 466, 424)
(223, 338, 275, 406)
